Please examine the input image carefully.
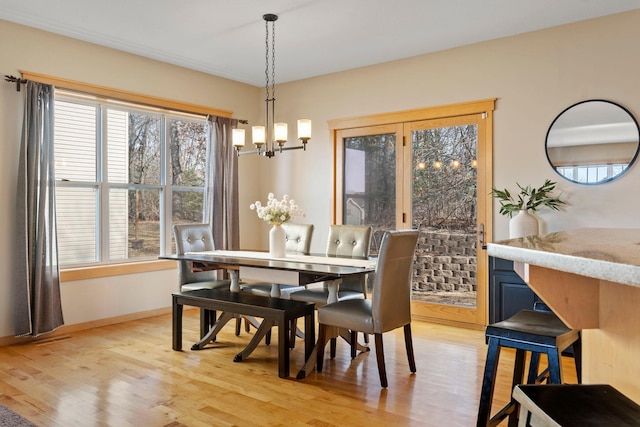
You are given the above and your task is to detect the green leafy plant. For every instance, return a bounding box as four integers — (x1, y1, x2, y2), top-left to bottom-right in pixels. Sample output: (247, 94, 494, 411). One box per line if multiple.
(491, 179, 566, 218)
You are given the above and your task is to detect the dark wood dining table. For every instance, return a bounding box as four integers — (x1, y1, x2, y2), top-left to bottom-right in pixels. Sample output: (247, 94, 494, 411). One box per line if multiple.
(161, 250, 376, 378)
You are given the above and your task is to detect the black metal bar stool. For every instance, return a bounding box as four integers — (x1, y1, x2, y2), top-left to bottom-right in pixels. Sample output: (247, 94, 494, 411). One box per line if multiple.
(476, 309, 582, 427)
(513, 384, 640, 426)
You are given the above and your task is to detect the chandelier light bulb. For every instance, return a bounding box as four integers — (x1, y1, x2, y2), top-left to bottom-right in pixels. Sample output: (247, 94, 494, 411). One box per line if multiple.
(232, 129, 245, 147)
(298, 119, 311, 140)
(252, 126, 266, 146)
(274, 123, 288, 143)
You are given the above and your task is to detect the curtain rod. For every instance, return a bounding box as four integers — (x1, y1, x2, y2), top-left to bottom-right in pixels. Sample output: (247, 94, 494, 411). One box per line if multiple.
(4, 74, 248, 124)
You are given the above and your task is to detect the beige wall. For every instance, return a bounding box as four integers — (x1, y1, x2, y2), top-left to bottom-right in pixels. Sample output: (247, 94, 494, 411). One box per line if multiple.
(258, 10, 640, 251)
(2, 10, 640, 337)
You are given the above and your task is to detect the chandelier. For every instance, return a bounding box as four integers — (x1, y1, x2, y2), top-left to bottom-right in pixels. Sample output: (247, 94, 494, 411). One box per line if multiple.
(232, 14, 311, 158)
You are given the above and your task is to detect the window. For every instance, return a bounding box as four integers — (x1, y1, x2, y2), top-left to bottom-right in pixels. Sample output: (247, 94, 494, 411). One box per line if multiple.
(54, 92, 209, 267)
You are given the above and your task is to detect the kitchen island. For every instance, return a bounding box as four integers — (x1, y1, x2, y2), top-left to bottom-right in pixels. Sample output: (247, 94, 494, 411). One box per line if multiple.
(488, 228, 640, 403)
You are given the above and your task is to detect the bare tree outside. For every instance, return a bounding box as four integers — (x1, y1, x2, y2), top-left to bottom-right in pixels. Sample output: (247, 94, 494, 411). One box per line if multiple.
(412, 125, 477, 232)
(127, 114, 208, 257)
(343, 124, 478, 307)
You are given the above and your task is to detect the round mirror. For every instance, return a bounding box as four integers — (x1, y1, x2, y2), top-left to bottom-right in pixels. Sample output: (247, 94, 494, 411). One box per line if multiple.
(545, 100, 640, 185)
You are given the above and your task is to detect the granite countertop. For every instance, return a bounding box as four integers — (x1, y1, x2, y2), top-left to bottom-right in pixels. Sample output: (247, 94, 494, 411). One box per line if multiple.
(487, 228, 640, 287)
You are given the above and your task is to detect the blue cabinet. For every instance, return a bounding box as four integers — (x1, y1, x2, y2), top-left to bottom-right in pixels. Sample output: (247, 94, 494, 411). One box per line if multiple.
(488, 256, 546, 324)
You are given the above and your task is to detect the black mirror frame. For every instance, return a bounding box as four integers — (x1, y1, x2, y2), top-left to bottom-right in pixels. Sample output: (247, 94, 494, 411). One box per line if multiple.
(545, 99, 640, 185)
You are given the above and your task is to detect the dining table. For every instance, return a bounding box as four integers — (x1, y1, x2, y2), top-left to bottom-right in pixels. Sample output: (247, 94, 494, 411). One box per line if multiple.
(161, 250, 377, 378)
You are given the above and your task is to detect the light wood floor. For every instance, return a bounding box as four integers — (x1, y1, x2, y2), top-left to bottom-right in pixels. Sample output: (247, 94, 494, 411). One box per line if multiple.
(0, 310, 578, 426)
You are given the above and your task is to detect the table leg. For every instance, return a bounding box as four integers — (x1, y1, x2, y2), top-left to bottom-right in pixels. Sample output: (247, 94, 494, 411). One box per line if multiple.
(338, 328, 369, 353)
(229, 269, 240, 292)
(172, 296, 183, 351)
(192, 311, 236, 350)
(270, 283, 281, 298)
(298, 325, 337, 379)
(326, 278, 342, 304)
(234, 319, 276, 362)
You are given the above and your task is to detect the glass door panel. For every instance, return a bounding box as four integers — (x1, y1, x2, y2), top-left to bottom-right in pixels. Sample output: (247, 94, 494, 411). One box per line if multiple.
(410, 123, 478, 308)
(336, 124, 403, 253)
(405, 114, 487, 326)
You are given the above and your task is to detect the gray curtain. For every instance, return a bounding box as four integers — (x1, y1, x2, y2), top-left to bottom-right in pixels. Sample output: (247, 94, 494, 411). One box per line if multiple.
(204, 116, 240, 251)
(15, 81, 64, 337)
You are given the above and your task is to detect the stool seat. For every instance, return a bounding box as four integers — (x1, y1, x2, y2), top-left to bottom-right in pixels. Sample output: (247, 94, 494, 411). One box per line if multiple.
(486, 309, 580, 351)
(477, 310, 582, 427)
(513, 384, 640, 427)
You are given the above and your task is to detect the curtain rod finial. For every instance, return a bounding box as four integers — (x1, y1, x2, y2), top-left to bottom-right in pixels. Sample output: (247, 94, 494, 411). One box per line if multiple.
(4, 75, 27, 91)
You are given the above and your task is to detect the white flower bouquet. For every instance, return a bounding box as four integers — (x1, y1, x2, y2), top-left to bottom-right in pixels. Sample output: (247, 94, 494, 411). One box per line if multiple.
(250, 193, 305, 226)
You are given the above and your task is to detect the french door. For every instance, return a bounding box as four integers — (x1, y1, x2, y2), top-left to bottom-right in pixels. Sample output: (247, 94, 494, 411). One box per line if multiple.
(331, 100, 494, 327)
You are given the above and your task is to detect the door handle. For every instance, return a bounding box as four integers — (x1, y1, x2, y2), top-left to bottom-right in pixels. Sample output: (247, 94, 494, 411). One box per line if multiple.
(478, 223, 487, 250)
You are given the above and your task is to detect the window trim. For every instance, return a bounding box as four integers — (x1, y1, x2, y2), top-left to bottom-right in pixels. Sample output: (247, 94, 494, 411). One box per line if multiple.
(60, 260, 176, 282)
(21, 71, 233, 118)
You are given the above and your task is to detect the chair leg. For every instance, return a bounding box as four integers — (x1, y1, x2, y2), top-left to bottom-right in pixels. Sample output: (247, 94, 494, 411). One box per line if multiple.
(527, 352, 542, 384)
(317, 324, 328, 372)
(546, 348, 562, 384)
(373, 333, 388, 388)
(290, 319, 296, 349)
(330, 338, 337, 359)
(245, 317, 251, 333)
(506, 349, 527, 427)
(363, 333, 369, 344)
(403, 324, 416, 373)
(477, 338, 501, 427)
(199, 309, 217, 341)
(235, 317, 241, 336)
(350, 330, 357, 359)
(265, 329, 272, 345)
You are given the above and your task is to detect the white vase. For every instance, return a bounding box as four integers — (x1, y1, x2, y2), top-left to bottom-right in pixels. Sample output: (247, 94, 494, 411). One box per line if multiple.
(509, 209, 539, 238)
(269, 224, 286, 258)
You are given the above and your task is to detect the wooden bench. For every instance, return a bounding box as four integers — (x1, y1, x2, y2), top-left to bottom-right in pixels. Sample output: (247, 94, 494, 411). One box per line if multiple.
(513, 384, 640, 426)
(172, 289, 315, 378)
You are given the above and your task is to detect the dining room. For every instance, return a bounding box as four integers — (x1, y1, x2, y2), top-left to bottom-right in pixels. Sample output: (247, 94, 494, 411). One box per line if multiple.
(2, 3, 640, 426)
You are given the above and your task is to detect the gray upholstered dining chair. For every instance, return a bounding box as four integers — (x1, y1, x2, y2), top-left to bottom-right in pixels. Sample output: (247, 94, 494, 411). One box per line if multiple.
(173, 224, 239, 335)
(288, 224, 372, 303)
(316, 229, 419, 388)
(173, 224, 231, 291)
(240, 223, 314, 297)
(288, 224, 372, 351)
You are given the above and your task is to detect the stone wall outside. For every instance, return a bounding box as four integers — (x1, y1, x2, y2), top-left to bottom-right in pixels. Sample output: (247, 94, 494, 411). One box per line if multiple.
(412, 229, 477, 295)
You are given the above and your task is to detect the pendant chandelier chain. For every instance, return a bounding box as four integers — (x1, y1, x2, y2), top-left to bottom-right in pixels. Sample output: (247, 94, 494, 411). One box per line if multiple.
(264, 17, 277, 150)
(232, 13, 311, 157)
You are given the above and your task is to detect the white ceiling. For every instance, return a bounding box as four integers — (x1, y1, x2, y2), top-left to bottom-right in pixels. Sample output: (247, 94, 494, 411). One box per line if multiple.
(2, 0, 640, 87)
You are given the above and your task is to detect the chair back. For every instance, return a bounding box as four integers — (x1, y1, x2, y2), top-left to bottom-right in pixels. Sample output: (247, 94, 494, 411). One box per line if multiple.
(371, 230, 419, 333)
(283, 223, 314, 254)
(326, 224, 372, 257)
(173, 224, 217, 286)
(326, 225, 372, 292)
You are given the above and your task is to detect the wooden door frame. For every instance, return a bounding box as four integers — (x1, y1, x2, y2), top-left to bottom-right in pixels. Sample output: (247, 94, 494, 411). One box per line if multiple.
(329, 99, 495, 328)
